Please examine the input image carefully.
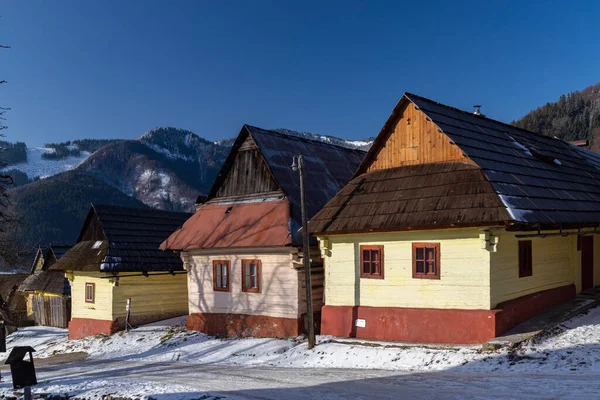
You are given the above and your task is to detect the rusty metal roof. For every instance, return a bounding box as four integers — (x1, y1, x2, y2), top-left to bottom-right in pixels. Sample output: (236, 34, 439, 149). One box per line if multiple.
(313, 93, 600, 234)
(52, 204, 192, 273)
(161, 199, 291, 251)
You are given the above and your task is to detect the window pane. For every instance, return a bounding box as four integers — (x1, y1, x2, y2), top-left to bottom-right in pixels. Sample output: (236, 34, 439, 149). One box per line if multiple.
(245, 274, 251, 289)
(363, 250, 370, 263)
(371, 250, 379, 262)
(416, 261, 425, 273)
(427, 261, 435, 274)
(251, 264, 257, 277)
(426, 248, 435, 261)
(251, 276, 257, 288)
(416, 248, 424, 260)
(363, 261, 370, 274)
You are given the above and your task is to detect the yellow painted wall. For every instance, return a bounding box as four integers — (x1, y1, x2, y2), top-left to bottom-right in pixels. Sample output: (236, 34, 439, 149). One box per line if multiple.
(320, 229, 492, 310)
(70, 271, 188, 322)
(184, 251, 301, 319)
(489, 230, 580, 307)
(70, 272, 114, 321)
(112, 274, 188, 319)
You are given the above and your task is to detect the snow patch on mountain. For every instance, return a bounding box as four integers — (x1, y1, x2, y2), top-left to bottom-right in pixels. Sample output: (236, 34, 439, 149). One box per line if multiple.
(0, 147, 91, 179)
(345, 139, 374, 147)
(135, 168, 190, 209)
(144, 142, 196, 162)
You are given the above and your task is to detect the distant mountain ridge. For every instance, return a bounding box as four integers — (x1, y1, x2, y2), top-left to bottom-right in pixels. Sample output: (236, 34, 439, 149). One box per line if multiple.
(1, 126, 373, 252)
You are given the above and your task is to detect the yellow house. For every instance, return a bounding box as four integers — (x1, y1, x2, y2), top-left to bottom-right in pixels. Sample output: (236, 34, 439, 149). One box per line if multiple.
(19, 245, 72, 328)
(309, 93, 600, 344)
(50, 204, 191, 339)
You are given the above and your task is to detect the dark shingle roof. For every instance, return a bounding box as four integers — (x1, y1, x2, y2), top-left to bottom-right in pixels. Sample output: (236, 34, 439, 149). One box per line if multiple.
(405, 93, 600, 225)
(244, 126, 365, 226)
(53, 205, 192, 273)
(310, 162, 509, 234)
(312, 93, 600, 235)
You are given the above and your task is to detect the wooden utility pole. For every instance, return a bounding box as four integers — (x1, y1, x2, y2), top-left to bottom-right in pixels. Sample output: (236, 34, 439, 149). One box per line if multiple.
(292, 155, 315, 349)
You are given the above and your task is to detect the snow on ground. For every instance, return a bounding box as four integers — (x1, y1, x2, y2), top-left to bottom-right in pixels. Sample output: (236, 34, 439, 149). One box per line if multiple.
(0, 147, 91, 179)
(3, 308, 600, 398)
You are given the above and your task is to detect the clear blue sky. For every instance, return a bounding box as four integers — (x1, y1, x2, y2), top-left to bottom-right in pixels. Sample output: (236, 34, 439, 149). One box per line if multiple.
(2, 0, 600, 147)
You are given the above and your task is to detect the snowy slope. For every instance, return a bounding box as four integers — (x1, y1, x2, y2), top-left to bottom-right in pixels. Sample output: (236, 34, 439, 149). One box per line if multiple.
(0, 147, 91, 179)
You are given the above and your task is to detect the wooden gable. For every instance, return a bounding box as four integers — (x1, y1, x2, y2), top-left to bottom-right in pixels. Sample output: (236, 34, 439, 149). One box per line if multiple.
(214, 135, 280, 199)
(31, 249, 46, 273)
(365, 100, 473, 173)
(77, 209, 107, 242)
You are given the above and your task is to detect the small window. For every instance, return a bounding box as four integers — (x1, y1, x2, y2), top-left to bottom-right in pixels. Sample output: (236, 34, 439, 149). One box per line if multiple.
(85, 282, 95, 303)
(242, 259, 261, 293)
(213, 260, 230, 292)
(519, 240, 532, 277)
(360, 245, 384, 279)
(413, 243, 440, 279)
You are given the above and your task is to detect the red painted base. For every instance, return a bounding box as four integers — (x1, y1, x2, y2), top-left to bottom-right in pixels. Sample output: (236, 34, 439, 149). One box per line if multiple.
(187, 313, 303, 338)
(321, 284, 576, 344)
(68, 318, 118, 340)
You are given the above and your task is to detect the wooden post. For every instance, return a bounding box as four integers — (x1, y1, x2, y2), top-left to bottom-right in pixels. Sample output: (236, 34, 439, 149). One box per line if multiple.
(292, 155, 315, 349)
(24, 386, 31, 400)
(125, 298, 132, 332)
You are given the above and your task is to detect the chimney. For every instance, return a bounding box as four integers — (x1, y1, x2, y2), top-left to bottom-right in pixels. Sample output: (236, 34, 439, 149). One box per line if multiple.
(473, 105, 482, 115)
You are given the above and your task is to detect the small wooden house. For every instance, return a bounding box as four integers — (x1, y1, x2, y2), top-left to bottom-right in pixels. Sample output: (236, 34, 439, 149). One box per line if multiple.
(19, 245, 72, 328)
(162, 125, 365, 337)
(310, 93, 600, 344)
(0, 274, 29, 327)
(50, 204, 191, 339)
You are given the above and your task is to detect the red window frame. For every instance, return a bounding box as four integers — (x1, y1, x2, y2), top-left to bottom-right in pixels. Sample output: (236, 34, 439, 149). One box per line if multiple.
(412, 243, 441, 279)
(360, 245, 384, 279)
(85, 282, 95, 303)
(242, 259, 261, 293)
(212, 260, 230, 292)
(519, 240, 533, 277)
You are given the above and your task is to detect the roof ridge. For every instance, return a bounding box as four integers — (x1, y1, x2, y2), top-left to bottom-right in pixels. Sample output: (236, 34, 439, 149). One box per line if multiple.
(244, 124, 367, 154)
(403, 92, 559, 141)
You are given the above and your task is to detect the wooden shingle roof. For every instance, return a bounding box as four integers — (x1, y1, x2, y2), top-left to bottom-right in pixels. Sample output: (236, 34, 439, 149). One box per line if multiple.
(51, 204, 192, 273)
(311, 93, 600, 235)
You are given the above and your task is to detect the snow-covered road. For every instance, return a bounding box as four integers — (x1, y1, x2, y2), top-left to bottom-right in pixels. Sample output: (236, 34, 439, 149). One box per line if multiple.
(20, 359, 600, 399)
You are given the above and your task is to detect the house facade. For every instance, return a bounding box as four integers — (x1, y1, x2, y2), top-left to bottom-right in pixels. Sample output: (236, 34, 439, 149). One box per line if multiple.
(19, 245, 73, 328)
(50, 204, 191, 339)
(162, 125, 365, 338)
(310, 93, 600, 344)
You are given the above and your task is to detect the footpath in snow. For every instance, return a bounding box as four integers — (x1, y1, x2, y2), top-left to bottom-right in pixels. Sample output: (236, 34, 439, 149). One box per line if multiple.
(2, 306, 600, 398)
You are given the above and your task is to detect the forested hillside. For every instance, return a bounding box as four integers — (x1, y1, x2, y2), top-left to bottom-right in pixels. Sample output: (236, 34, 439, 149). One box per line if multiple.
(513, 82, 600, 149)
(9, 171, 147, 246)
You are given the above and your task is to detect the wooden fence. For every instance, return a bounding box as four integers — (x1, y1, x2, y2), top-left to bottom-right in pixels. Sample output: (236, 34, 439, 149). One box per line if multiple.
(31, 294, 70, 328)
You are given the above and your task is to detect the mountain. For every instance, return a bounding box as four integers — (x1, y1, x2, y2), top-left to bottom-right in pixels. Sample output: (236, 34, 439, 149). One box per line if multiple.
(512, 82, 600, 150)
(1, 126, 373, 253)
(8, 172, 148, 247)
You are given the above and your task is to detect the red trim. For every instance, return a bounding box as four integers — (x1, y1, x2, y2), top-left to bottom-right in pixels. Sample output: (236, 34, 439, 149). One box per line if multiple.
(212, 260, 230, 292)
(187, 312, 302, 338)
(84, 282, 95, 303)
(68, 318, 118, 339)
(321, 284, 576, 344)
(412, 242, 440, 279)
(242, 259, 261, 293)
(360, 245, 384, 279)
